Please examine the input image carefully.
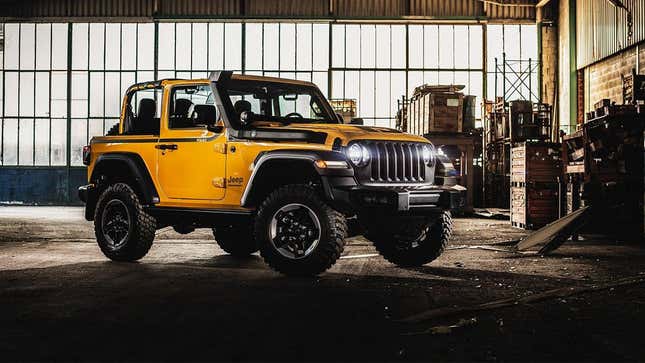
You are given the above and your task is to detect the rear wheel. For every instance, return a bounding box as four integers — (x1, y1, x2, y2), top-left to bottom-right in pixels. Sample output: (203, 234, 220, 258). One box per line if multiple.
(94, 183, 156, 262)
(366, 212, 452, 267)
(213, 224, 259, 257)
(255, 184, 347, 276)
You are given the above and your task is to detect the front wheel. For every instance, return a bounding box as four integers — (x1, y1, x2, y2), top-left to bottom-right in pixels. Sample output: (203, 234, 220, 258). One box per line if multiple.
(254, 184, 347, 276)
(366, 212, 452, 267)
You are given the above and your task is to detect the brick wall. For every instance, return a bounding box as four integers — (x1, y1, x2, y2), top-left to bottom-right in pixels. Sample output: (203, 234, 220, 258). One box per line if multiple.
(585, 42, 645, 110)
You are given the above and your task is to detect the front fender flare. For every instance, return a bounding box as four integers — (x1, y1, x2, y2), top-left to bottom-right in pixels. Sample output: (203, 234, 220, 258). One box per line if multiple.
(240, 149, 356, 208)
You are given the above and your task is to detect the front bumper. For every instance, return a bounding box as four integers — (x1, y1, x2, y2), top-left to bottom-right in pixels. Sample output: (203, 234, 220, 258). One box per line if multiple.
(323, 177, 466, 214)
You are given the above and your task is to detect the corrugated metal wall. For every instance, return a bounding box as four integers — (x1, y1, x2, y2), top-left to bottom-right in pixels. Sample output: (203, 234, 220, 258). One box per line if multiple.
(484, 0, 536, 21)
(577, 0, 645, 69)
(0, 0, 537, 21)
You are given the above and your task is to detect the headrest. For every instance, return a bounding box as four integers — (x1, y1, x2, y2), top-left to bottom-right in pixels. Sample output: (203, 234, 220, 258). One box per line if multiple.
(234, 99, 252, 114)
(173, 98, 193, 117)
(138, 98, 156, 118)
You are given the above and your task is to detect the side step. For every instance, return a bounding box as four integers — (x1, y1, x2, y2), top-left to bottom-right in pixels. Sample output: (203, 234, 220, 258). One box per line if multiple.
(514, 206, 593, 254)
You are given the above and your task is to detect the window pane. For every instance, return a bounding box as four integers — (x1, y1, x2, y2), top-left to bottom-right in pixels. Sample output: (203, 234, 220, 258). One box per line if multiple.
(487, 25, 503, 72)
(158, 23, 175, 70)
(138, 23, 155, 70)
(51, 24, 68, 70)
(50, 118, 67, 165)
(312, 24, 329, 71)
(5, 72, 19, 116)
(375, 71, 390, 118)
(296, 24, 312, 71)
(89, 23, 105, 70)
(105, 72, 121, 117)
(5, 24, 20, 70)
(344, 71, 359, 109)
(191, 23, 208, 70)
(175, 23, 191, 71)
(51, 71, 67, 118)
(245, 23, 262, 71)
(454, 26, 468, 69)
(280, 24, 296, 71)
(391, 26, 406, 68)
(438, 25, 453, 68)
(35, 72, 49, 117)
(375, 25, 390, 69)
(263, 24, 279, 70)
(20, 24, 36, 70)
(469, 25, 482, 69)
(408, 25, 422, 69)
(331, 25, 345, 68)
(331, 71, 344, 99)
(36, 24, 52, 70)
(71, 72, 88, 118)
(72, 23, 88, 70)
(34, 119, 50, 165)
(121, 24, 137, 70)
(2, 119, 18, 165)
(359, 71, 374, 118)
(345, 25, 360, 68)
(504, 25, 520, 61)
(19, 72, 35, 117)
(70, 119, 87, 165)
(224, 23, 242, 70)
(19, 118, 34, 165)
(424, 25, 438, 69)
(90, 72, 105, 117)
(391, 71, 406, 119)
(360, 25, 375, 69)
(105, 24, 121, 70)
(208, 23, 224, 70)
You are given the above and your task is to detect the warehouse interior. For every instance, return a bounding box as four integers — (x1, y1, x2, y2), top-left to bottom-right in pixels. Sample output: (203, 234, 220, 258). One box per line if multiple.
(1, 0, 644, 361)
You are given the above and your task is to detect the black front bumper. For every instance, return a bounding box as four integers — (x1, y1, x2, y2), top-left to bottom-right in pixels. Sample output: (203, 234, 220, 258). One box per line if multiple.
(323, 176, 465, 214)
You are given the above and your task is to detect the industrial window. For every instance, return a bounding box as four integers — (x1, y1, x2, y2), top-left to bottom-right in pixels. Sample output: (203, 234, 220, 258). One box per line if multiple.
(1, 23, 68, 166)
(486, 24, 539, 103)
(70, 23, 155, 166)
(331, 24, 484, 127)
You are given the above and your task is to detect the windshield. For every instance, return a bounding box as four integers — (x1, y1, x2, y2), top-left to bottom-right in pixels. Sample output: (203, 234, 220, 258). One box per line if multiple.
(221, 80, 338, 125)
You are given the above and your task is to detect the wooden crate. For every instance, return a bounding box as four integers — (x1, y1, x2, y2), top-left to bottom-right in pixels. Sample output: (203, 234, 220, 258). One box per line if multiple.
(511, 184, 560, 230)
(408, 92, 463, 134)
(511, 142, 562, 185)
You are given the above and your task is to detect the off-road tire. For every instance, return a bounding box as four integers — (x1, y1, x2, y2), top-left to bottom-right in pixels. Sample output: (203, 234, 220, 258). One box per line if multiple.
(105, 123, 119, 136)
(255, 184, 347, 276)
(213, 224, 259, 257)
(94, 183, 156, 261)
(367, 211, 452, 267)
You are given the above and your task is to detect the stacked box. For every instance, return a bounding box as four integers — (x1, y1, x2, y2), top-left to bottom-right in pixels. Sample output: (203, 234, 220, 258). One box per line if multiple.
(510, 142, 562, 230)
(407, 91, 463, 135)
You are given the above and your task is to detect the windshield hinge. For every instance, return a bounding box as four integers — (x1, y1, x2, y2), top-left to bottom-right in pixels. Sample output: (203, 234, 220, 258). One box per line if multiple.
(214, 143, 227, 154)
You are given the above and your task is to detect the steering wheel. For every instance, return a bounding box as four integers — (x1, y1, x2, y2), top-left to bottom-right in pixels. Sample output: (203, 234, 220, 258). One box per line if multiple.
(284, 112, 304, 119)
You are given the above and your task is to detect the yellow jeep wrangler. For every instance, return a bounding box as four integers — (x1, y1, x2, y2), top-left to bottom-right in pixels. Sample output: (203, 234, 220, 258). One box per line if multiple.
(79, 71, 464, 276)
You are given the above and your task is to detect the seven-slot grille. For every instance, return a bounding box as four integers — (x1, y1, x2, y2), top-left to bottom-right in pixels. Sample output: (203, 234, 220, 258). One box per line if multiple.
(360, 141, 429, 183)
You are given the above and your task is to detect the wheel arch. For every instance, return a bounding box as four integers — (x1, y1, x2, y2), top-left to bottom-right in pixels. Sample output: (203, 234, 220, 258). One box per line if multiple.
(88, 153, 159, 220)
(240, 150, 353, 208)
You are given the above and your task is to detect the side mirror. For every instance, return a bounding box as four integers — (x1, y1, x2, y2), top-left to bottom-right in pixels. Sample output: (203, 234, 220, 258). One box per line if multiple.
(240, 111, 254, 126)
(350, 118, 364, 125)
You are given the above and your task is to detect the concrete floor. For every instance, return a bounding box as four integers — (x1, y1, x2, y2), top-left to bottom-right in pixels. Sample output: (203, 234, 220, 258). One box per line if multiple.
(1, 206, 644, 362)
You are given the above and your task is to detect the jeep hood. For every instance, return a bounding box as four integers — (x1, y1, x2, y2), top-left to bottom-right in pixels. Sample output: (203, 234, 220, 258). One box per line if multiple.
(277, 123, 430, 145)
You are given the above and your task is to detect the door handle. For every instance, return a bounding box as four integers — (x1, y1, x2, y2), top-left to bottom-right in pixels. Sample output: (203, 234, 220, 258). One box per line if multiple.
(155, 144, 178, 151)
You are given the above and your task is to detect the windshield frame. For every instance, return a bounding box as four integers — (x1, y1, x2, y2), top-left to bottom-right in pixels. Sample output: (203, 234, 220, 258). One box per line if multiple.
(211, 76, 339, 130)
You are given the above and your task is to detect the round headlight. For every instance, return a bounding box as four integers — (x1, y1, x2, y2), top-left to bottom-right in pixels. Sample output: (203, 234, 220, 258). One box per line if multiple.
(347, 144, 370, 167)
(421, 144, 433, 165)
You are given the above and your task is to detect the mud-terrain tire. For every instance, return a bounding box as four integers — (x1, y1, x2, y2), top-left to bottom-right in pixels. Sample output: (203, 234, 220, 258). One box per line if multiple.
(367, 211, 452, 267)
(212, 224, 259, 257)
(94, 183, 156, 261)
(255, 184, 347, 276)
(105, 123, 119, 136)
